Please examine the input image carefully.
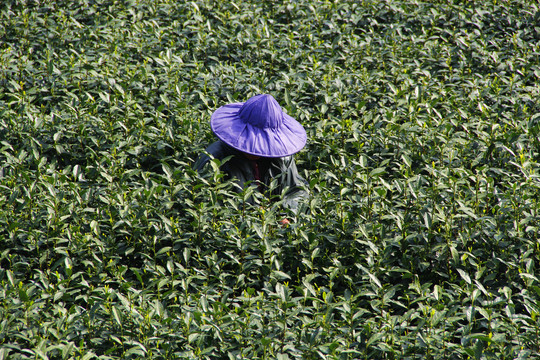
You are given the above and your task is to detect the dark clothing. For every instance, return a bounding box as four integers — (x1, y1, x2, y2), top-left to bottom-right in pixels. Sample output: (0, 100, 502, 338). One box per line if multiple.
(194, 140, 307, 213)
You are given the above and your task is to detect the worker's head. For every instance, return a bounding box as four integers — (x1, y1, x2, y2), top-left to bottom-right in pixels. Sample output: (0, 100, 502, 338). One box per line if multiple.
(210, 94, 307, 158)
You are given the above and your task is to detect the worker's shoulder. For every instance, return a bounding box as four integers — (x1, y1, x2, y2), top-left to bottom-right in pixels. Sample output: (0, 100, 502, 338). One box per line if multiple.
(205, 140, 237, 159)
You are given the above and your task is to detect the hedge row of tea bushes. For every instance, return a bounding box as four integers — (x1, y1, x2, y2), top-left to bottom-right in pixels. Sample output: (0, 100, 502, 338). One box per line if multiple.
(1, 0, 539, 358)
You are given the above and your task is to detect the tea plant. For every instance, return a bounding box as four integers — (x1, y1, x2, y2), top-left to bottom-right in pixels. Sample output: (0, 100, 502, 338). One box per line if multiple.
(1, 0, 539, 359)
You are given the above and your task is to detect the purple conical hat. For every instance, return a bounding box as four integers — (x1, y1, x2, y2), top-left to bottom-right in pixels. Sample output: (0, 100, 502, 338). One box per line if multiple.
(210, 94, 307, 157)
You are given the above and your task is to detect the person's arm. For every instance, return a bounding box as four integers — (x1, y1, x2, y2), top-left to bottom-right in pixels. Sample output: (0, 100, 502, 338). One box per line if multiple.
(277, 156, 308, 215)
(193, 141, 228, 174)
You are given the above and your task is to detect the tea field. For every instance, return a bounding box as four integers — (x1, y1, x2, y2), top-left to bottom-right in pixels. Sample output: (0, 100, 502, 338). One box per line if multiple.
(1, 0, 540, 359)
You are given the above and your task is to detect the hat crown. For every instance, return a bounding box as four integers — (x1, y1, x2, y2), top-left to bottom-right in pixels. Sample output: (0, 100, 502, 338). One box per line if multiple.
(238, 94, 283, 129)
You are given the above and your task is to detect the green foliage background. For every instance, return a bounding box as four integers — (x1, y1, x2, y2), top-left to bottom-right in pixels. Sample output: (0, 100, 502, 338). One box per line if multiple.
(1, 0, 540, 359)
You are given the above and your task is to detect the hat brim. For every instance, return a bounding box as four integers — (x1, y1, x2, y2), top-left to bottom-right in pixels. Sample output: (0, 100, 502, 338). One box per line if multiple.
(210, 103, 307, 158)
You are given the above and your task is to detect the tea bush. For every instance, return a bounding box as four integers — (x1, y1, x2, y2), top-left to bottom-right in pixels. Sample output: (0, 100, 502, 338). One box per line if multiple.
(1, 0, 539, 359)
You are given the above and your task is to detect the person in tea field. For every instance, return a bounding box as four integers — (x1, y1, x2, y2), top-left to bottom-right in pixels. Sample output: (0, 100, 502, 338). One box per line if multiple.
(194, 94, 308, 223)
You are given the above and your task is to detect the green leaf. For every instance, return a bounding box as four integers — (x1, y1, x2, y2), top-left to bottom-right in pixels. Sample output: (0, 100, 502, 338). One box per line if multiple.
(112, 306, 122, 327)
(457, 269, 471, 285)
(99, 92, 110, 103)
(272, 271, 291, 281)
(7, 271, 15, 287)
